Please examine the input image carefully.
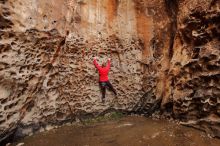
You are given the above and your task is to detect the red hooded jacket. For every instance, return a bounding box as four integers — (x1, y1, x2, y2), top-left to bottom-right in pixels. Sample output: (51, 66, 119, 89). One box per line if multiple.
(93, 59, 110, 82)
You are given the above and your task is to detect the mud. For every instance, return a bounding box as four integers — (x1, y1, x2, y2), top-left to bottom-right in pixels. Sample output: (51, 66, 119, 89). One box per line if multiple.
(12, 116, 220, 146)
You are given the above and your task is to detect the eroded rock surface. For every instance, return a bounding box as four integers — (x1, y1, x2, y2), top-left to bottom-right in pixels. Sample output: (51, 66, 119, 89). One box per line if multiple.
(0, 0, 219, 142)
(169, 0, 220, 137)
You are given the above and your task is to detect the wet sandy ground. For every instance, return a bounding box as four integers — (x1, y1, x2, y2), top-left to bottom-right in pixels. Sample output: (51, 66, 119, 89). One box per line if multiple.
(12, 116, 220, 146)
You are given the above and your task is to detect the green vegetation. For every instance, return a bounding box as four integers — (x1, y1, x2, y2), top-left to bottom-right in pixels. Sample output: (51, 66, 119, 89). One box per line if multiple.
(82, 111, 124, 125)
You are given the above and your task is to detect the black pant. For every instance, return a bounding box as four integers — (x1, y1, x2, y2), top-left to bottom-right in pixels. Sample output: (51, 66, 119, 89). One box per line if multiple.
(99, 81, 117, 99)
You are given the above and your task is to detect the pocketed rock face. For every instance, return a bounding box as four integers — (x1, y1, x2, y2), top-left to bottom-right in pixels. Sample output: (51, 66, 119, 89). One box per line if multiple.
(169, 0, 220, 137)
(0, 0, 166, 141)
(0, 0, 220, 142)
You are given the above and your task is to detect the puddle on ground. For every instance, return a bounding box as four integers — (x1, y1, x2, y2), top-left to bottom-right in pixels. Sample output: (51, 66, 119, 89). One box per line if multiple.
(12, 116, 220, 146)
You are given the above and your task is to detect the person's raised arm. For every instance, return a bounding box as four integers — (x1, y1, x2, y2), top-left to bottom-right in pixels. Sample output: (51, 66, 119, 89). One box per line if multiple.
(106, 58, 111, 70)
(93, 57, 101, 69)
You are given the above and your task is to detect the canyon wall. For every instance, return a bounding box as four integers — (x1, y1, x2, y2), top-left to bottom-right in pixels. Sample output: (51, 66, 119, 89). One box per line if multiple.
(0, 0, 219, 142)
(170, 0, 220, 137)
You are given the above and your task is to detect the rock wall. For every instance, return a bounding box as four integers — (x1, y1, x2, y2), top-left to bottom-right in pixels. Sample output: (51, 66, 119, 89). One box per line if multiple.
(170, 0, 220, 137)
(0, 0, 219, 142)
(134, 0, 220, 138)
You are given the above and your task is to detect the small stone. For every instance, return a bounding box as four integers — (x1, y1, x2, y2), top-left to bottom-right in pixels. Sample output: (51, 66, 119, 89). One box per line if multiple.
(16, 143, 24, 146)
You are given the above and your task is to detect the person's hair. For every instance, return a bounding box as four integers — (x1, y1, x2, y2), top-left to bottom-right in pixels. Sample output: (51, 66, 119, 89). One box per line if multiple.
(101, 62, 105, 67)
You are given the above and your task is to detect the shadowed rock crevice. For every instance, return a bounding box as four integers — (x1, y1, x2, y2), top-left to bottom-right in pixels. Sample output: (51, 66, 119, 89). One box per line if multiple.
(164, 0, 179, 60)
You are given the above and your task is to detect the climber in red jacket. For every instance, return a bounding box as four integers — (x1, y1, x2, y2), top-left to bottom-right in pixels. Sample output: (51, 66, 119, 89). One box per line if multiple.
(93, 57, 117, 102)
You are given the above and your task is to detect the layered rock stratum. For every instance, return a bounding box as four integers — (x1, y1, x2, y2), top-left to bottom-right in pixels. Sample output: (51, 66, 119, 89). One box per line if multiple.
(0, 0, 219, 142)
